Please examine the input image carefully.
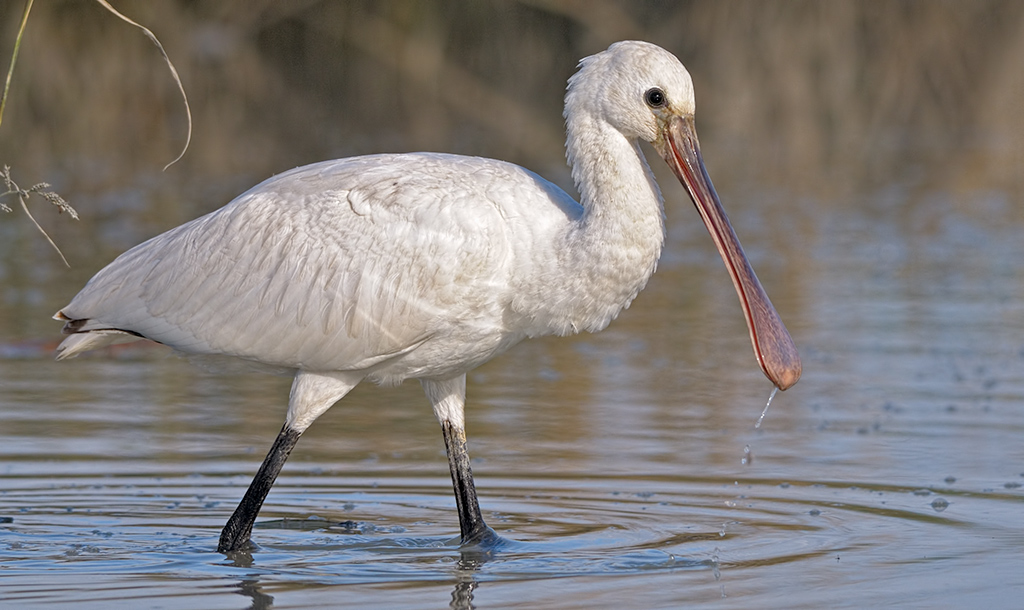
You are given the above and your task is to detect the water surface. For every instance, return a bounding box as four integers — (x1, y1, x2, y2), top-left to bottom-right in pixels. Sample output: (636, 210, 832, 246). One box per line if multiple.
(3, 184, 1023, 608)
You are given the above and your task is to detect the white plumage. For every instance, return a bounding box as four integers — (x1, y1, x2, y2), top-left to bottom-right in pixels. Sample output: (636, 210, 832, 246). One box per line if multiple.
(55, 41, 800, 551)
(58, 154, 591, 379)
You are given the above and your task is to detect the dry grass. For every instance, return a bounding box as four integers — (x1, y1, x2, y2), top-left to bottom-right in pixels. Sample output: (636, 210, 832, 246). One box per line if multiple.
(0, 0, 1020, 221)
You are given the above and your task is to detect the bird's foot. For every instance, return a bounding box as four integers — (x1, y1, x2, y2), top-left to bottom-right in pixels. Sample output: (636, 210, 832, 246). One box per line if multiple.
(459, 524, 510, 550)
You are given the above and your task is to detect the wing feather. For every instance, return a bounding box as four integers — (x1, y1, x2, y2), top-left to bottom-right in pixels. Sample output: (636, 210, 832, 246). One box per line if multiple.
(57, 153, 582, 377)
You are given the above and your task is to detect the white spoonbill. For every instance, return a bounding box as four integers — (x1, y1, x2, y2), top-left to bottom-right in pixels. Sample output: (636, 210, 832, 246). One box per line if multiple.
(54, 41, 801, 552)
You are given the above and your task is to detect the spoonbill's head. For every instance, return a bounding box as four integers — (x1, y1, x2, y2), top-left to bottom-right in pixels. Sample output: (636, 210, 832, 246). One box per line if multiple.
(570, 41, 802, 391)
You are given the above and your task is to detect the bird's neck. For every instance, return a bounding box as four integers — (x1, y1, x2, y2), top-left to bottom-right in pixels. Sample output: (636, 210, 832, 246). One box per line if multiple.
(550, 113, 667, 334)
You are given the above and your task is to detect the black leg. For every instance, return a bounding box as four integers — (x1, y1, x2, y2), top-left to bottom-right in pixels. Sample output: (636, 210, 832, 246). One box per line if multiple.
(218, 425, 302, 552)
(441, 420, 496, 545)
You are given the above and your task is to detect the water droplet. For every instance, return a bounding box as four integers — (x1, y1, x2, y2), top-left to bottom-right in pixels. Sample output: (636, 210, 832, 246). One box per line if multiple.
(931, 498, 949, 512)
(912, 488, 932, 496)
(944, 476, 957, 484)
(755, 387, 779, 429)
(741, 444, 752, 465)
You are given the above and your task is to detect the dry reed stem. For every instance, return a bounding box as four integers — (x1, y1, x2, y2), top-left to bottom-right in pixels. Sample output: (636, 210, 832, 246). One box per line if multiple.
(93, 0, 192, 170)
(0, 0, 33, 132)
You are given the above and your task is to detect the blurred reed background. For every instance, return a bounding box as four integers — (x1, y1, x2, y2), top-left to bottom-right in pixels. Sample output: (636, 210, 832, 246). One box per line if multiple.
(0, 0, 1022, 338)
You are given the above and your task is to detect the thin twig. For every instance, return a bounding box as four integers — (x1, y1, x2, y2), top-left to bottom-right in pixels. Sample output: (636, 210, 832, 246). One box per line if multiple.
(0, 0, 34, 131)
(1, 166, 76, 267)
(94, 0, 192, 170)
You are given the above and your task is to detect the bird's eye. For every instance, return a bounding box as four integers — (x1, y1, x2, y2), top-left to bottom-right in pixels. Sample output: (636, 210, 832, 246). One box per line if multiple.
(644, 88, 666, 108)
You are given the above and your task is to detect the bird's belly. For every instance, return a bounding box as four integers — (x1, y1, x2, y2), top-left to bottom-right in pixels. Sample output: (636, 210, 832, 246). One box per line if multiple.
(363, 327, 527, 385)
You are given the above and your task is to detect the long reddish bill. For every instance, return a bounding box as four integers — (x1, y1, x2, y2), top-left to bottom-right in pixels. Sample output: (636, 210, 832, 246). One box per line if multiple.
(656, 115, 801, 390)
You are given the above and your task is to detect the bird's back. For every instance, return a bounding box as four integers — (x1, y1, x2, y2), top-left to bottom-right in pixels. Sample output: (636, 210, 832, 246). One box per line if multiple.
(57, 153, 583, 382)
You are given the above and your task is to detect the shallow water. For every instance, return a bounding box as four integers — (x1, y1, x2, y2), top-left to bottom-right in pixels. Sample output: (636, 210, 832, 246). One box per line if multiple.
(3, 4, 1024, 606)
(2, 181, 1024, 608)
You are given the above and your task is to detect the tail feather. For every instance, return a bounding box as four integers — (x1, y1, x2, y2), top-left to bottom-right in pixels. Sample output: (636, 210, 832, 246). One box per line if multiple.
(53, 311, 145, 360)
(55, 330, 143, 360)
